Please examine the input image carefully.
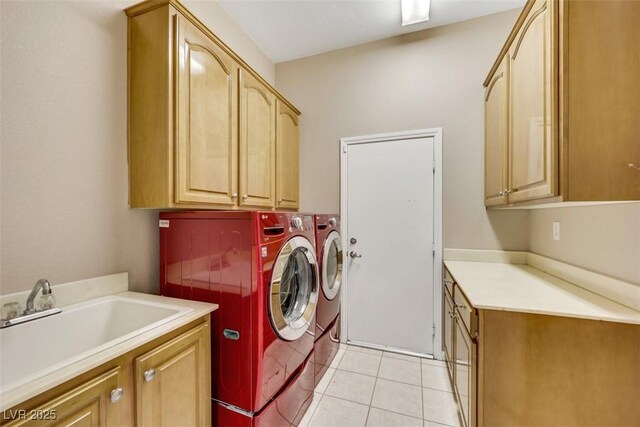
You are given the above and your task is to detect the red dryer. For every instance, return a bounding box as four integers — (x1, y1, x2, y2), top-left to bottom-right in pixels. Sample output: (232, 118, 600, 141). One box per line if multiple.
(313, 214, 343, 386)
(159, 211, 319, 426)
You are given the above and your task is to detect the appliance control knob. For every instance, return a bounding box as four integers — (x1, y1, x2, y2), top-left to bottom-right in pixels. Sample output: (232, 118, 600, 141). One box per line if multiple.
(328, 217, 337, 226)
(291, 217, 303, 230)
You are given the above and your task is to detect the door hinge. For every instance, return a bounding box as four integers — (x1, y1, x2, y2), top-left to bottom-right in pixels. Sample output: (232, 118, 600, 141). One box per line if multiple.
(342, 145, 347, 154)
(432, 166, 436, 174)
(432, 242, 436, 257)
(432, 323, 436, 336)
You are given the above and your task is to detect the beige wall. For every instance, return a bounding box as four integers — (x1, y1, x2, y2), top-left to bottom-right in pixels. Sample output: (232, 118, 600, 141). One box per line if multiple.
(529, 204, 640, 285)
(276, 9, 529, 251)
(0, 0, 273, 295)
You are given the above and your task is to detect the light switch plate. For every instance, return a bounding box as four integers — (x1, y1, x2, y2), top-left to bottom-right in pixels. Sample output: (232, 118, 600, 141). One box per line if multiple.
(553, 221, 560, 241)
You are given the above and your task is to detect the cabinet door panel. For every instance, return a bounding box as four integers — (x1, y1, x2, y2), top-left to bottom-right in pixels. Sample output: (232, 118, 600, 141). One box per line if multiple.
(444, 289, 454, 381)
(509, 0, 555, 203)
(484, 57, 509, 206)
(175, 15, 237, 206)
(455, 320, 475, 427)
(239, 70, 276, 208)
(275, 101, 300, 210)
(135, 323, 210, 427)
(4, 368, 122, 427)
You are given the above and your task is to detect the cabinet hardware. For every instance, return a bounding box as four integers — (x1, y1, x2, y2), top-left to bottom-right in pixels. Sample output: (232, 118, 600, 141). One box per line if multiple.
(231, 193, 238, 200)
(110, 387, 124, 403)
(144, 369, 156, 382)
(628, 163, 640, 170)
(242, 195, 248, 200)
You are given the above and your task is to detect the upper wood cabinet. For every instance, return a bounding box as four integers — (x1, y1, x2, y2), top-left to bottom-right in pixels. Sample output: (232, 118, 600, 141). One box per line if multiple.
(175, 15, 238, 207)
(484, 57, 509, 207)
(239, 70, 276, 208)
(126, 0, 300, 210)
(484, 0, 639, 207)
(507, 0, 554, 203)
(276, 101, 300, 210)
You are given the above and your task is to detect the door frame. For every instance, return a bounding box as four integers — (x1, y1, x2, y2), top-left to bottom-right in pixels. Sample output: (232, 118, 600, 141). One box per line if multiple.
(339, 128, 443, 359)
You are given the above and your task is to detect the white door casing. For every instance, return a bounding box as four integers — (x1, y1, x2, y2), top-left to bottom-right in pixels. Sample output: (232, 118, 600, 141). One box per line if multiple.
(340, 128, 443, 358)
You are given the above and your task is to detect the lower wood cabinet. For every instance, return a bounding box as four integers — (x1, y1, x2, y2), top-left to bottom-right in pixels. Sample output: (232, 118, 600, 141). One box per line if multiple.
(1, 317, 210, 427)
(2, 368, 123, 427)
(443, 267, 477, 427)
(135, 322, 210, 427)
(443, 267, 640, 426)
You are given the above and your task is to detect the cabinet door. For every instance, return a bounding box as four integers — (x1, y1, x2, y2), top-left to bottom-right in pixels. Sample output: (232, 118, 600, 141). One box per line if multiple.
(239, 70, 276, 208)
(443, 288, 454, 381)
(508, 0, 556, 203)
(454, 319, 476, 427)
(484, 56, 509, 207)
(175, 15, 238, 206)
(5, 368, 123, 427)
(135, 323, 210, 427)
(275, 101, 300, 210)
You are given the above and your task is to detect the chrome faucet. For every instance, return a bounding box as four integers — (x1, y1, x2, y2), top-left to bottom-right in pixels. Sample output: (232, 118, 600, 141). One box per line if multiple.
(1, 278, 61, 328)
(24, 278, 53, 314)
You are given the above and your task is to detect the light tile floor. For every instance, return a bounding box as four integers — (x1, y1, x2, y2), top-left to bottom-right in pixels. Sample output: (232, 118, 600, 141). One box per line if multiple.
(300, 344, 462, 427)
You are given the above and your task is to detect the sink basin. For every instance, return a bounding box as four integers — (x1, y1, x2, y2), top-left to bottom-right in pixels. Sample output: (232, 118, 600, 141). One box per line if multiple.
(0, 295, 192, 393)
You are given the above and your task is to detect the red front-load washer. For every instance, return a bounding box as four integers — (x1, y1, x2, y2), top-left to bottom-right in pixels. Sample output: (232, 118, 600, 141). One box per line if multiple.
(313, 214, 343, 386)
(159, 211, 318, 426)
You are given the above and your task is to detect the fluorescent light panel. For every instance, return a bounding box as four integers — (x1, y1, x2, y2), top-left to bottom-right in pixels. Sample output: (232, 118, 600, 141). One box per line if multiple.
(401, 0, 430, 26)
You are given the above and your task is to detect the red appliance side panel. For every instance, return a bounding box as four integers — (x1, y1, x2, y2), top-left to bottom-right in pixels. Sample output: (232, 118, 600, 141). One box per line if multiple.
(213, 352, 314, 427)
(314, 215, 342, 337)
(314, 314, 340, 387)
(275, 351, 315, 426)
(159, 217, 255, 411)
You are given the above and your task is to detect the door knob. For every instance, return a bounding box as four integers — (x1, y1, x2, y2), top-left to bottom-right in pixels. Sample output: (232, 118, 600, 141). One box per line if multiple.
(349, 251, 362, 259)
(110, 387, 124, 403)
(144, 369, 156, 382)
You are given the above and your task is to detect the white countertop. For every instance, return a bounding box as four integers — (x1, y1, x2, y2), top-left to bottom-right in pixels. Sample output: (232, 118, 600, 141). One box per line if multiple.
(444, 260, 640, 325)
(0, 291, 217, 412)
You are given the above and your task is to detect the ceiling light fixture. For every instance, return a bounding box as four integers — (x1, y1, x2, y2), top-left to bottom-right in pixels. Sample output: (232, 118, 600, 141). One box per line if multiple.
(401, 0, 430, 26)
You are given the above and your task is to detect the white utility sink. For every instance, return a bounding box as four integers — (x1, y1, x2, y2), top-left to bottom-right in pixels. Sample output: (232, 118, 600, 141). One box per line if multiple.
(0, 295, 192, 394)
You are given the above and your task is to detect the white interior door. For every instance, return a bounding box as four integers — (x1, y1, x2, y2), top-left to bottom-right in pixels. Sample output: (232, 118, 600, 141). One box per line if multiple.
(344, 135, 435, 355)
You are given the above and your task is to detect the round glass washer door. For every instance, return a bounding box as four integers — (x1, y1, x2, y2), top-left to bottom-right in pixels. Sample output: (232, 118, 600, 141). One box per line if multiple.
(322, 231, 343, 300)
(269, 236, 319, 341)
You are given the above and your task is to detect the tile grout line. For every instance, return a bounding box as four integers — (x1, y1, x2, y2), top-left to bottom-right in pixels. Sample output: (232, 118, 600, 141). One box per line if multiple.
(363, 350, 383, 427)
(304, 393, 323, 426)
(421, 353, 425, 421)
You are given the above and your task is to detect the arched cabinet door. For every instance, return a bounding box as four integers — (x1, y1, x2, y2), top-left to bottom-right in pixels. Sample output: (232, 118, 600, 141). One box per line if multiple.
(484, 55, 509, 207)
(275, 101, 300, 210)
(174, 15, 238, 206)
(239, 70, 276, 208)
(508, 0, 556, 203)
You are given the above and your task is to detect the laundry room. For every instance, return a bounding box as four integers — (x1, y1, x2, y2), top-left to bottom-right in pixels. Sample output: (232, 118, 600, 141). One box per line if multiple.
(1, 0, 639, 426)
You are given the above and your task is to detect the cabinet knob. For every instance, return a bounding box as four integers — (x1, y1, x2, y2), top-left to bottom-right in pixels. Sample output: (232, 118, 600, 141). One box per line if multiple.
(628, 163, 640, 170)
(110, 387, 124, 403)
(278, 199, 284, 203)
(231, 193, 238, 200)
(144, 369, 156, 382)
(242, 194, 248, 200)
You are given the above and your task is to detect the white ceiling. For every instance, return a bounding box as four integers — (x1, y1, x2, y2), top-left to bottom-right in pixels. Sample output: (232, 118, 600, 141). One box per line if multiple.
(218, 0, 526, 63)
